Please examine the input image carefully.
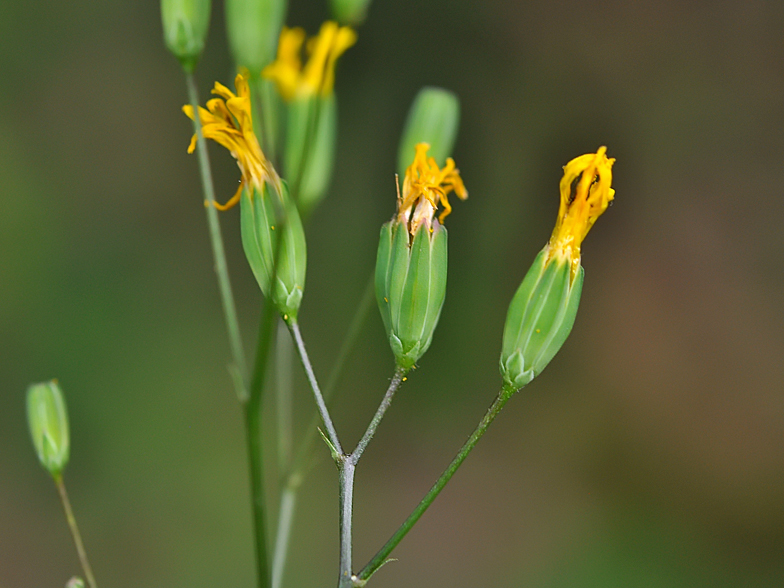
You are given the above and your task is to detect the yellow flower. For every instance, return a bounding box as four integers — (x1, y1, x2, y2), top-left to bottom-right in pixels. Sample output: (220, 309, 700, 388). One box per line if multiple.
(262, 21, 357, 101)
(547, 147, 615, 278)
(397, 143, 468, 234)
(182, 72, 280, 210)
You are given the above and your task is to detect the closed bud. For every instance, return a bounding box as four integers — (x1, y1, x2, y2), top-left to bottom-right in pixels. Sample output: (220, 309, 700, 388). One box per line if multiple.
(397, 87, 460, 178)
(330, 0, 372, 26)
(500, 147, 615, 391)
(376, 143, 467, 369)
(241, 181, 307, 320)
(27, 380, 70, 477)
(161, 0, 211, 72)
(225, 0, 286, 72)
(66, 578, 85, 588)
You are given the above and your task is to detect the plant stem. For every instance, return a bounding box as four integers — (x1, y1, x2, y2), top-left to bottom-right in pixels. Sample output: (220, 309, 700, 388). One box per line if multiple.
(243, 281, 280, 588)
(271, 485, 298, 588)
(185, 72, 248, 394)
(275, 319, 294, 474)
(335, 367, 407, 588)
(337, 460, 356, 588)
(357, 386, 517, 583)
(270, 275, 375, 587)
(351, 367, 407, 463)
(287, 321, 343, 456)
(55, 475, 97, 588)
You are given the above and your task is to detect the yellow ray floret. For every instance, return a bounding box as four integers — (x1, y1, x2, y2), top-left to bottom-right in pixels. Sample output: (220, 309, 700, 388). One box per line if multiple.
(397, 143, 468, 233)
(263, 21, 357, 101)
(183, 72, 280, 209)
(547, 146, 615, 276)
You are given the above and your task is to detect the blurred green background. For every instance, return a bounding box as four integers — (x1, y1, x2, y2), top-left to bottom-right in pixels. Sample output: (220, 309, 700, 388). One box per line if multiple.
(3, 0, 784, 586)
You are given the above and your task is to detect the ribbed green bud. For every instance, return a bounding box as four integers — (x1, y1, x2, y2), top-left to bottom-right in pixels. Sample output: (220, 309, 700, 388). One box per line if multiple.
(241, 181, 307, 320)
(225, 0, 286, 72)
(397, 87, 460, 177)
(26, 380, 70, 477)
(375, 220, 448, 370)
(499, 250, 583, 390)
(161, 0, 211, 72)
(284, 94, 337, 217)
(330, 0, 372, 25)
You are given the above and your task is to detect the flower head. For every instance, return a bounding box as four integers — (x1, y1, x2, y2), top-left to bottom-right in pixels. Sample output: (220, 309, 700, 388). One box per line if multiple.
(397, 143, 468, 235)
(262, 21, 357, 101)
(183, 72, 280, 210)
(547, 147, 615, 277)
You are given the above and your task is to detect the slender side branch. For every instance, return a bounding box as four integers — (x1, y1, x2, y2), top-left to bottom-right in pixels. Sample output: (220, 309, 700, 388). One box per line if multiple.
(270, 275, 375, 587)
(185, 73, 248, 393)
(357, 386, 517, 583)
(55, 475, 97, 588)
(350, 367, 407, 463)
(287, 321, 343, 456)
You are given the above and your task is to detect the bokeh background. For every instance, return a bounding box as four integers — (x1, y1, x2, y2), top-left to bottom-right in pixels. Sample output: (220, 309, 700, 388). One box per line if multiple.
(3, 0, 784, 586)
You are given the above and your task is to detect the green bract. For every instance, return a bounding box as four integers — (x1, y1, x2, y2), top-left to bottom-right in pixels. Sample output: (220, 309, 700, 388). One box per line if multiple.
(27, 380, 70, 477)
(224, 0, 286, 72)
(397, 87, 460, 178)
(161, 0, 211, 72)
(376, 220, 448, 370)
(285, 94, 337, 217)
(241, 181, 307, 320)
(499, 250, 583, 390)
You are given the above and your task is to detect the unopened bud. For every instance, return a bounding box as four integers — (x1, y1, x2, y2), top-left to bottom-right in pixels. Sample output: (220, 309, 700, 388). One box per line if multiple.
(330, 0, 372, 26)
(397, 87, 460, 178)
(161, 0, 211, 72)
(26, 380, 70, 477)
(225, 0, 286, 72)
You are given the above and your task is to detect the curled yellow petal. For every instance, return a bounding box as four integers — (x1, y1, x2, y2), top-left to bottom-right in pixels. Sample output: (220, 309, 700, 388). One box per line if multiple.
(183, 72, 280, 208)
(398, 143, 468, 234)
(263, 21, 356, 101)
(547, 147, 615, 278)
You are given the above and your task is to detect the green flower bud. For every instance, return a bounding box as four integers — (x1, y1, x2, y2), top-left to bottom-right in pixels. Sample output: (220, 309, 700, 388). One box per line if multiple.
(500, 251, 583, 389)
(66, 578, 85, 588)
(225, 0, 286, 72)
(161, 0, 211, 72)
(397, 87, 460, 178)
(376, 219, 448, 370)
(500, 147, 616, 391)
(284, 94, 337, 216)
(241, 181, 307, 320)
(27, 380, 70, 477)
(376, 143, 467, 369)
(330, 0, 372, 26)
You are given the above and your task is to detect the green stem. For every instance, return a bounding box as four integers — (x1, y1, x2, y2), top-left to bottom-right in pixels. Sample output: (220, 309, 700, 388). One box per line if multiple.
(270, 275, 375, 586)
(55, 475, 97, 588)
(350, 367, 407, 463)
(337, 459, 356, 588)
(185, 73, 248, 395)
(287, 321, 343, 456)
(275, 319, 294, 474)
(357, 386, 517, 583)
(336, 367, 407, 588)
(271, 485, 298, 588)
